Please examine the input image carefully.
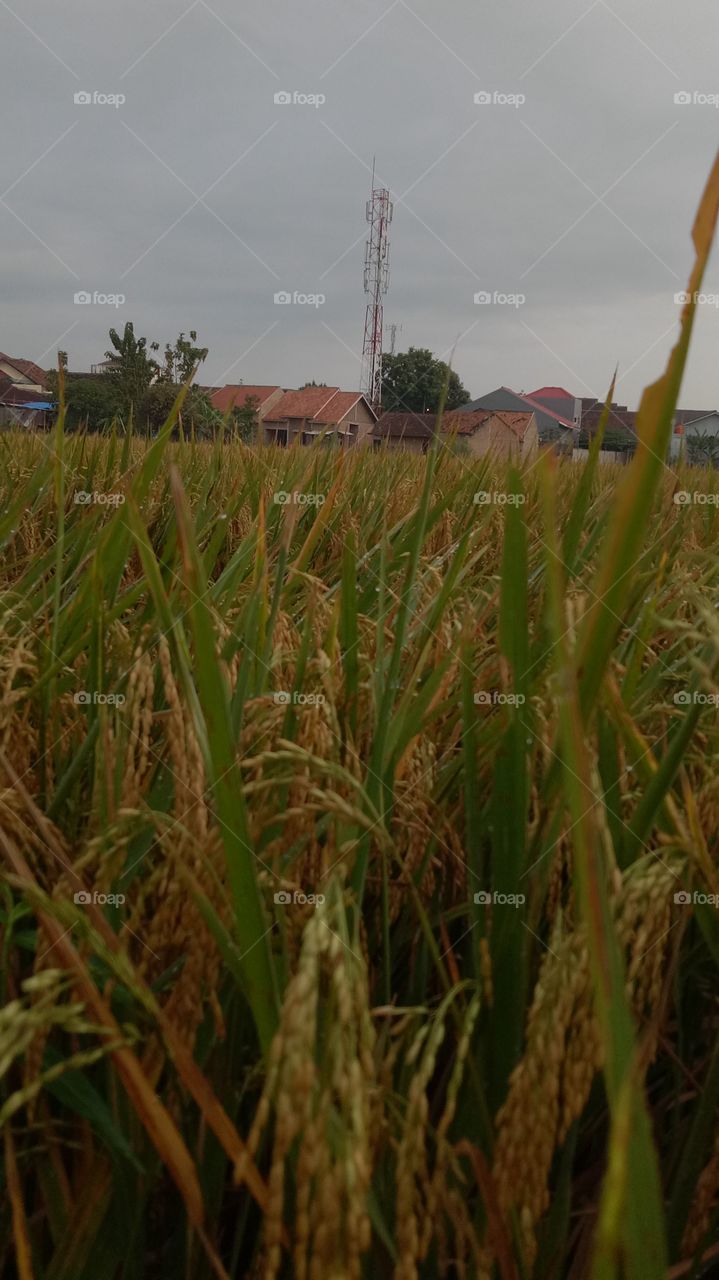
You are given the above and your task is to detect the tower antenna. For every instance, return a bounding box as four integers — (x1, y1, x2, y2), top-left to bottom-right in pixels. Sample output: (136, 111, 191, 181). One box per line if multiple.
(360, 160, 393, 411)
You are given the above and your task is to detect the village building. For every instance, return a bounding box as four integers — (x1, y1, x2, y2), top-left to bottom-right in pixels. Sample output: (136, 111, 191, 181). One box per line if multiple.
(0, 353, 53, 428)
(458, 386, 576, 452)
(373, 408, 538, 458)
(261, 387, 377, 446)
(208, 384, 285, 419)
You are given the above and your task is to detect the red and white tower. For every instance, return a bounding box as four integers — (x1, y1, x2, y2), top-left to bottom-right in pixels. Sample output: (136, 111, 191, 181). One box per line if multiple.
(360, 165, 393, 411)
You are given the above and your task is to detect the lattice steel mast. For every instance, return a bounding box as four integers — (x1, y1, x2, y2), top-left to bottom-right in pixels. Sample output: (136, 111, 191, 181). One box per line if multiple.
(360, 162, 393, 410)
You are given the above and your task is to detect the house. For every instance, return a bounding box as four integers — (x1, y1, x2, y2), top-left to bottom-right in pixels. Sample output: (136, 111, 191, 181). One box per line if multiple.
(0, 353, 53, 428)
(458, 386, 576, 452)
(575, 398, 719, 462)
(373, 407, 538, 458)
(209, 384, 285, 420)
(448, 409, 538, 458)
(372, 410, 438, 452)
(0, 354, 48, 390)
(262, 387, 377, 446)
(671, 410, 719, 462)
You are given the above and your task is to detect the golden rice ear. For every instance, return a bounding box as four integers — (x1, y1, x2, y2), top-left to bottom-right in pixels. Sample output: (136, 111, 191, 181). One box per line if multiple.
(240, 886, 374, 1280)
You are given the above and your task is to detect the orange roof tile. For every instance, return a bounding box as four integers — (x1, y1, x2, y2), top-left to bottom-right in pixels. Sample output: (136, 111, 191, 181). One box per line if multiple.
(269, 387, 340, 420)
(209, 384, 282, 413)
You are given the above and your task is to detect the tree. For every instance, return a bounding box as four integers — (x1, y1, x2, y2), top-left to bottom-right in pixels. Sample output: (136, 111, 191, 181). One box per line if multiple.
(685, 429, 719, 467)
(230, 395, 261, 443)
(105, 322, 158, 417)
(63, 378, 122, 431)
(139, 382, 220, 438)
(381, 348, 470, 413)
(158, 331, 209, 384)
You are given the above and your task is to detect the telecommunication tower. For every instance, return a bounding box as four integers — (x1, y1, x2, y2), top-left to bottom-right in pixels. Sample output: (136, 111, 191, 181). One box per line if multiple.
(360, 164, 393, 410)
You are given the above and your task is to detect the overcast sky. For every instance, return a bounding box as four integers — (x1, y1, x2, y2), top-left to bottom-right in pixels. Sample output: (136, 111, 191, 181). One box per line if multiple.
(2, 0, 719, 407)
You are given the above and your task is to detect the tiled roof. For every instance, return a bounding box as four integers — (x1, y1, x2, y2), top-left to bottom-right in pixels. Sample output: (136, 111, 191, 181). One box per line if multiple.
(674, 408, 717, 425)
(0, 354, 48, 386)
(0, 381, 48, 406)
(267, 388, 376, 424)
(442, 409, 492, 436)
(268, 387, 340, 420)
(581, 408, 637, 434)
(314, 390, 377, 423)
(374, 411, 438, 439)
(529, 385, 574, 400)
(210, 384, 282, 413)
(462, 387, 577, 431)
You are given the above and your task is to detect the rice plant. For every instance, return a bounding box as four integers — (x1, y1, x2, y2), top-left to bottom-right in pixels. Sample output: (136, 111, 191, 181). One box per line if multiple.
(2, 157, 719, 1279)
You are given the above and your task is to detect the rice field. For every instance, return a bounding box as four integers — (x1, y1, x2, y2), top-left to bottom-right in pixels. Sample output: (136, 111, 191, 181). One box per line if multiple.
(2, 161, 719, 1280)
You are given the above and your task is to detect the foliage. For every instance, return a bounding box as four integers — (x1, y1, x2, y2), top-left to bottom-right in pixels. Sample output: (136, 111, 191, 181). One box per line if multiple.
(62, 376, 122, 430)
(157, 331, 209, 384)
(381, 346, 471, 412)
(105, 321, 159, 415)
(229, 394, 261, 442)
(139, 381, 220, 437)
(685, 427, 719, 466)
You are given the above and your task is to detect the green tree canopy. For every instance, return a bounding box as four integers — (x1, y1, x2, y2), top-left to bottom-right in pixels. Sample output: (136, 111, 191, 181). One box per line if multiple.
(229, 395, 261, 443)
(63, 378, 122, 431)
(381, 347, 470, 413)
(139, 382, 220, 438)
(157, 331, 209, 384)
(105, 322, 158, 416)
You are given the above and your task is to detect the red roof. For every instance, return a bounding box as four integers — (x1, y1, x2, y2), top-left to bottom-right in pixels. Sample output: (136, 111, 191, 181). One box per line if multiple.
(0, 354, 48, 387)
(528, 385, 574, 400)
(0, 379, 46, 406)
(268, 388, 377, 424)
(442, 409, 492, 436)
(269, 387, 340, 420)
(315, 390, 376, 423)
(209, 384, 282, 414)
